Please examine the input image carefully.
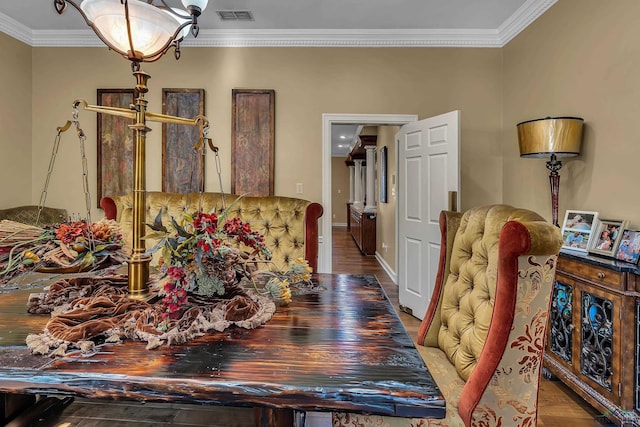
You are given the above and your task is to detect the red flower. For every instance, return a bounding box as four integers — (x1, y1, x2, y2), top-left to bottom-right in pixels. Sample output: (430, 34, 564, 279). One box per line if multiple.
(55, 221, 89, 244)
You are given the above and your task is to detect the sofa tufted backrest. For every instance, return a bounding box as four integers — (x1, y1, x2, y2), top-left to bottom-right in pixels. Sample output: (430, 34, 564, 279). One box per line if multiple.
(101, 192, 323, 271)
(0, 205, 68, 226)
(437, 205, 550, 381)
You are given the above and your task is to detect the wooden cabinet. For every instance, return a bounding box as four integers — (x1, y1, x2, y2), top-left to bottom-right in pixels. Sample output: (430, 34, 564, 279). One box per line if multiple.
(544, 251, 640, 425)
(350, 206, 376, 255)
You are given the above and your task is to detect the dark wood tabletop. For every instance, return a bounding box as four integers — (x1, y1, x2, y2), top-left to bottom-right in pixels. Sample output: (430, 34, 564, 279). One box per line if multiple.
(0, 273, 445, 421)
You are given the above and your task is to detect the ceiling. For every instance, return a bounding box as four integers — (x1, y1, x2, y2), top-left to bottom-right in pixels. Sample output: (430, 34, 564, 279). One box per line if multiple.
(0, 0, 557, 157)
(0, 0, 556, 48)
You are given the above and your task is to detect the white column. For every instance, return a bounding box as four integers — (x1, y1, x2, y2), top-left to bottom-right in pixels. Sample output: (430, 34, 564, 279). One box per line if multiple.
(365, 146, 377, 212)
(348, 165, 355, 204)
(353, 159, 364, 208)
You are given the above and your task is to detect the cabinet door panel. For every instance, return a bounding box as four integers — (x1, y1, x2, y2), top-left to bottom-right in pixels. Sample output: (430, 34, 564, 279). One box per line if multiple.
(577, 284, 622, 405)
(549, 278, 574, 364)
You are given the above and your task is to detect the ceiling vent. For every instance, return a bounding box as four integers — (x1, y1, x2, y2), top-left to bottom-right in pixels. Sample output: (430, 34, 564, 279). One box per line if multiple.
(216, 10, 255, 21)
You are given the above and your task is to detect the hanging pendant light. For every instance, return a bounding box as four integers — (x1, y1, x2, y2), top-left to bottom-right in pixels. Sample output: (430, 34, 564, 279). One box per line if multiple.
(54, 0, 208, 65)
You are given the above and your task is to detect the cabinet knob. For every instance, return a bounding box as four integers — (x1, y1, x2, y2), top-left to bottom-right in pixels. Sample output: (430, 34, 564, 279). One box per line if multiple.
(597, 271, 606, 280)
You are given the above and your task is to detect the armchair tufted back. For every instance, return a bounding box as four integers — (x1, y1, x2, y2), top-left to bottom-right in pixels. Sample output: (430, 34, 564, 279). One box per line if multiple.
(101, 192, 323, 271)
(436, 205, 559, 381)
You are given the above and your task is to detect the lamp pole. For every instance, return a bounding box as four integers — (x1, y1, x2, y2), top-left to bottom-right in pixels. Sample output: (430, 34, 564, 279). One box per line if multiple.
(546, 154, 563, 227)
(128, 70, 152, 297)
(76, 69, 209, 298)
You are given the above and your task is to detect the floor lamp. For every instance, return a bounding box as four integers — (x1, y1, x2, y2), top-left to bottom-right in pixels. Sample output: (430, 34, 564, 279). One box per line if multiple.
(517, 117, 584, 227)
(55, 0, 210, 298)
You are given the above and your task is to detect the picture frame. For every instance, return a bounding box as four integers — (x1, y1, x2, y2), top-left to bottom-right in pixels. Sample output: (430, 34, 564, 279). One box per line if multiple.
(231, 89, 275, 196)
(379, 146, 388, 203)
(560, 210, 599, 252)
(162, 88, 205, 194)
(97, 89, 136, 206)
(589, 219, 628, 257)
(614, 229, 640, 264)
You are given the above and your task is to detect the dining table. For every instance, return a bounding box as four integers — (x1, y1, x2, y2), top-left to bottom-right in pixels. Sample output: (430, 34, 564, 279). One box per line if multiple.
(0, 272, 445, 426)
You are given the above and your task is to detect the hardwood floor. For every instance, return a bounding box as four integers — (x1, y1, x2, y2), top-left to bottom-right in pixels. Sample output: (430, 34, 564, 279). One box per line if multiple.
(32, 227, 608, 426)
(332, 226, 608, 427)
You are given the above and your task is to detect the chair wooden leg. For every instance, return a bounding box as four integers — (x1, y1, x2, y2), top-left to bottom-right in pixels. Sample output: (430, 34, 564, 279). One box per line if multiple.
(254, 407, 295, 427)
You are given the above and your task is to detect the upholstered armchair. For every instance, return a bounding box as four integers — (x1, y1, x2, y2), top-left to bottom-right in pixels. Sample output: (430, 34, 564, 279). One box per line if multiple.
(333, 205, 563, 427)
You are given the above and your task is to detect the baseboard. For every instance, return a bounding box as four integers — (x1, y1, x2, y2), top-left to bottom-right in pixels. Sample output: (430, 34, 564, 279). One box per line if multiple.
(375, 252, 397, 284)
(332, 222, 347, 228)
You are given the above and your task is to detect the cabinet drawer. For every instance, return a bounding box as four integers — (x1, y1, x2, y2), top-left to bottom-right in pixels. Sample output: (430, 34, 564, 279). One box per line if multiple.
(558, 257, 625, 291)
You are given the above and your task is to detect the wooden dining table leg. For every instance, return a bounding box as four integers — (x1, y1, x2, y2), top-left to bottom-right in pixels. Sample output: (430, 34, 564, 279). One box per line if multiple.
(254, 407, 295, 427)
(1, 393, 36, 424)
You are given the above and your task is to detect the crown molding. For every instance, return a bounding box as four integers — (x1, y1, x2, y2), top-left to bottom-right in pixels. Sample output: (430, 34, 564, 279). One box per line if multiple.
(498, 0, 558, 45)
(1, 0, 557, 49)
(0, 9, 33, 45)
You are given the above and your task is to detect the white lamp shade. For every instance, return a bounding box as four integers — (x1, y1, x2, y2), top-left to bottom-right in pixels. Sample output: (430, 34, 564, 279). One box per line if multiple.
(182, 0, 208, 11)
(81, 0, 181, 59)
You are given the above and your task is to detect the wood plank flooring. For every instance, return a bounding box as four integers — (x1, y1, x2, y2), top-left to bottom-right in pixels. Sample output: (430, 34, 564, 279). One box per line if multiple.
(25, 227, 610, 426)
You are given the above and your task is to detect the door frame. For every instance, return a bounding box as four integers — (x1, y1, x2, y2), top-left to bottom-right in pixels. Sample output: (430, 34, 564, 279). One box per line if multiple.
(320, 113, 418, 274)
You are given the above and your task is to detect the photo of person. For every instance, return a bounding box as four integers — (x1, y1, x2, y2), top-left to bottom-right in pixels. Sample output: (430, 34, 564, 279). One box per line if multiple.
(560, 210, 599, 253)
(588, 219, 628, 257)
(615, 230, 640, 264)
(562, 230, 590, 250)
(564, 212, 596, 231)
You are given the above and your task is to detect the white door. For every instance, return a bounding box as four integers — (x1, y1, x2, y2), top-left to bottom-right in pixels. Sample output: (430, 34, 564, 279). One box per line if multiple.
(397, 110, 460, 319)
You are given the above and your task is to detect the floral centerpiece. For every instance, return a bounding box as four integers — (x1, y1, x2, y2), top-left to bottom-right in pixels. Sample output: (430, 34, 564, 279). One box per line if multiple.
(23, 201, 313, 356)
(146, 201, 312, 330)
(0, 218, 128, 284)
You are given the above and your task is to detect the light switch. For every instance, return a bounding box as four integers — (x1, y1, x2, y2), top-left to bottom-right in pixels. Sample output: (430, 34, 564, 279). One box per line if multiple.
(296, 183, 303, 194)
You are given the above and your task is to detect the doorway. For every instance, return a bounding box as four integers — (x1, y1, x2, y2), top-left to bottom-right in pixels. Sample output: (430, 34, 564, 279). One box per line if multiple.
(320, 113, 418, 274)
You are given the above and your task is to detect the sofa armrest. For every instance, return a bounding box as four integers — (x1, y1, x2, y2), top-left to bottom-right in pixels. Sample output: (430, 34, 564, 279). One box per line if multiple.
(100, 197, 117, 221)
(304, 202, 324, 272)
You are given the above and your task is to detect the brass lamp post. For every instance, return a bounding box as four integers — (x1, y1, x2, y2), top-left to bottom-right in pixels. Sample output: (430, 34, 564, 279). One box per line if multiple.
(517, 117, 584, 227)
(55, 0, 211, 298)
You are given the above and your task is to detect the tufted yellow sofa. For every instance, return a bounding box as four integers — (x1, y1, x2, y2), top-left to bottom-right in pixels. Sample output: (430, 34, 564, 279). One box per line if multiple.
(333, 205, 563, 427)
(100, 192, 323, 271)
(0, 205, 68, 226)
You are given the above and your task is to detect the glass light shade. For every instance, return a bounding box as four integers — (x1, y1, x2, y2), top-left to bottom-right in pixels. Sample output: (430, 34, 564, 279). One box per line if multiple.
(182, 0, 208, 11)
(517, 117, 584, 158)
(169, 8, 191, 39)
(81, 0, 182, 59)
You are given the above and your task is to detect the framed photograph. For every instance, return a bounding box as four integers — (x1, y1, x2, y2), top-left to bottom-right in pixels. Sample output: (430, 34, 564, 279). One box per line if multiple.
(162, 88, 205, 194)
(560, 210, 598, 252)
(379, 146, 388, 203)
(97, 89, 136, 205)
(614, 229, 640, 264)
(231, 89, 275, 196)
(589, 219, 628, 257)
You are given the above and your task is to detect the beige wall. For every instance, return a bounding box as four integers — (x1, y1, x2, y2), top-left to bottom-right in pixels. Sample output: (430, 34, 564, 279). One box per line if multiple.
(331, 156, 350, 225)
(25, 46, 503, 218)
(503, 0, 640, 226)
(0, 33, 32, 207)
(376, 125, 399, 271)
